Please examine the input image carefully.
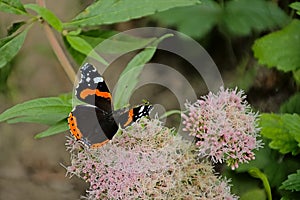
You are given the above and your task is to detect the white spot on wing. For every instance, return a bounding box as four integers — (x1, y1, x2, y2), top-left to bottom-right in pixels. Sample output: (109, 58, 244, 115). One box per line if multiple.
(93, 77, 103, 84)
(139, 106, 145, 113)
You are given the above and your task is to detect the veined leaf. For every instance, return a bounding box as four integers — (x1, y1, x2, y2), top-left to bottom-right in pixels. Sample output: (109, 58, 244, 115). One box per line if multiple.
(0, 0, 27, 15)
(253, 20, 300, 72)
(34, 120, 69, 139)
(223, 0, 289, 36)
(65, 0, 200, 28)
(280, 170, 300, 192)
(24, 4, 63, 32)
(65, 35, 108, 65)
(113, 34, 173, 109)
(260, 113, 300, 155)
(0, 96, 72, 126)
(0, 29, 28, 69)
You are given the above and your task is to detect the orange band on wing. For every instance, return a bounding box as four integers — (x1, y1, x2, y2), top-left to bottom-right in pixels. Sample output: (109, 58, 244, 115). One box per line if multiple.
(68, 112, 83, 140)
(123, 109, 134, 127)
(91, 139, 109, 148)
(80, 89, 112, 99)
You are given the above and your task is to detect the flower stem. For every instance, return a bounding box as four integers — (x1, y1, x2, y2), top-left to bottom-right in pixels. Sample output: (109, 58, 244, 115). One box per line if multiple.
(36, 0, 76, 83)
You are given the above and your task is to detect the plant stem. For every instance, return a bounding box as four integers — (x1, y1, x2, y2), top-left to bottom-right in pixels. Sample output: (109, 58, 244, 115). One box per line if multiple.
(36, 0, 76, 83)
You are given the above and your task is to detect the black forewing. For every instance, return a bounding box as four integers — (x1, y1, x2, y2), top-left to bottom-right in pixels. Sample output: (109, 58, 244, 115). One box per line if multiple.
(75, 63, 113, 113)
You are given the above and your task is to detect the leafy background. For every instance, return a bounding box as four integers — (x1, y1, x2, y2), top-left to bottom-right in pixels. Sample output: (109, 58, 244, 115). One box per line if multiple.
(1, 0, 300, 199)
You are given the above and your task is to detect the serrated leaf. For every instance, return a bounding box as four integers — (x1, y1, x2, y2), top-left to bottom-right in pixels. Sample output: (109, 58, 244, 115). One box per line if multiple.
(282, 114, 300, 143)
(290, 2, 300, 15)
(280, 170, 300, 191)
(280, 93, 300, 114)
(0, 96, 72, 125)
(113, 34, 173, 109)
(34, 120, 68, 139)
(24, 4, 63, 31)
(0, 0, 27, 15)
(223, 0, 289, 36)
(65, 0, 200, 28)
(0, 29, 28, 69)
(260, 113, 300, 155)
(253, 20, 300, 72)
(65, 35, 108, 65)
(153, 0, 221, 38)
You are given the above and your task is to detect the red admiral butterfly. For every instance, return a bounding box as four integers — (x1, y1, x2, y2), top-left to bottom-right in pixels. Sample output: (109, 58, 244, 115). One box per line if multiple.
(68, 63, 152, 148)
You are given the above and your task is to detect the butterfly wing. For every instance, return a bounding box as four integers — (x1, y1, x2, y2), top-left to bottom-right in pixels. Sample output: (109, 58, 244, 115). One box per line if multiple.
(114, 104, 153, 128)
(75, 63, 113, 113)
(68, 105, 118, 148)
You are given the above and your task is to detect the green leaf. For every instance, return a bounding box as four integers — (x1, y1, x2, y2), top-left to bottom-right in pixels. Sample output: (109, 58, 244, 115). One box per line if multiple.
(0, 96, 72, 126)
(293, 68, 300, 86)
(95, 33, 156, 55)
(260, 113, 300, 155)
(0, 0, 27, 15)
(280, 93, 300, 114)
(280, 170, 300, 192)
(65, 35, 108, 65)
(64, 29, 156, 65)
(24, 4, 63, 32)
(34, 120, 68, 139)
(63, 36, 85, 65)
(290, 2, 300, 15)
(113, 34, 173, 109)
(7, 21, 26, 36)
(222, 0, 289, 36)
(282, 114, 300, 143)
(253, 20, 300, 72)
(152, 0, 288, 38)
(237, 141, 300, 188)
(65, 0, 200, 28)
(153, 0, 221, 38)
(0, 29, 28, 69)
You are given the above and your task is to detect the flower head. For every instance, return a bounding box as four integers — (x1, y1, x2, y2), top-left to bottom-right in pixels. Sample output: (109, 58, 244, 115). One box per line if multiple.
(182, 87, 262, 169)
(66, 118, 238, 199)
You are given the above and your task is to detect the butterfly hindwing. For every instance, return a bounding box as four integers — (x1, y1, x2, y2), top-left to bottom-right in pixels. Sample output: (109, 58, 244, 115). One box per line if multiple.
(68, 105, 118, 148)
(75, 63, 113, 113)
(115, 104, 153, 128)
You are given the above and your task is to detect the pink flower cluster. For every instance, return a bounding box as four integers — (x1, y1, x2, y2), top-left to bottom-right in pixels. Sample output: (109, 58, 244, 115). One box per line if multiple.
(65, 118, 238, 199)
(182, 87, 262, 169)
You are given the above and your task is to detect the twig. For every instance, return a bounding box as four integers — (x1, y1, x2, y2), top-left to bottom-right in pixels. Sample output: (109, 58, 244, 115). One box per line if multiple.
(36, 0, 76, 83)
